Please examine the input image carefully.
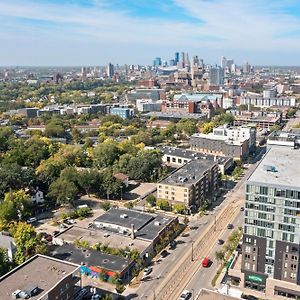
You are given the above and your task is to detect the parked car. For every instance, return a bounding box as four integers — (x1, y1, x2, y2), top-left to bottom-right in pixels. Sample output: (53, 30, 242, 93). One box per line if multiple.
(27, 217, 37, 224)
(227, 223, 234, 229)
(202, 257, 210, 268)
(179, 290, 192, 300)
(52, 230, 60, 237)
(217, 239, 224, 245)
(240, 207, 245, 211)
(143, 267, 152, 276)
(160, 250, 169, 258)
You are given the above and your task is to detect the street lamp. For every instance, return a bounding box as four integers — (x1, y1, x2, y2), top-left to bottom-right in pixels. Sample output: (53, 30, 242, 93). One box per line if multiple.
(191, 241, 194, 262)
(120, 186, 123, 201)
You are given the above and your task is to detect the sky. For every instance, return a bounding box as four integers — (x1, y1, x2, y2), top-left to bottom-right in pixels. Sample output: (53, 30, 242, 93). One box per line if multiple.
(1, 0, 300, 66)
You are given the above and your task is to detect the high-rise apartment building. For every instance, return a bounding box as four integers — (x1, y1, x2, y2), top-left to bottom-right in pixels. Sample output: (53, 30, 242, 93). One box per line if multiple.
(107, 63, 114, 78)
(243, 61, 251, 74)
(208, 66, 224, 86)
(221, 56, 227, 69)
(175, 52, 180, 64)
(242, 146, 300, 298)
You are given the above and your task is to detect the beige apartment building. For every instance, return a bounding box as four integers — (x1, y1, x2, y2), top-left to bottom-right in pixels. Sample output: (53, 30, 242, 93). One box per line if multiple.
(157, 160, 219, 211)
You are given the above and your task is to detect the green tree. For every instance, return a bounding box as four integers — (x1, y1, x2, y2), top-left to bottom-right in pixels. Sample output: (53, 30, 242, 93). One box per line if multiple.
(115, 282, 125, 294)
(94, 140, 120, 168)
(173, 204, 186, 214)
(48, 178, 78, 205)
(0, 247, 12, 276)
(157, 199, 171, 211)
(176, 119, 197, 136)
(0, 190, 32, 229)
(100, 201, 111, 211)
(77, 169, 100, 196)
(44, 121, 65, 138)
(12, 222, 46, 265)
(201, 121, 215, 134)
(215, 250, 225, 264)
(146, 194, 157, 207)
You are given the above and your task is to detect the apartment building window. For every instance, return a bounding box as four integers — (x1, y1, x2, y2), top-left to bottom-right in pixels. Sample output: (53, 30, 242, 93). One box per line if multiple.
(165, 191, 169, 194)
(284, 262, 288, 268)
(245, 237, 251, 244)
(284, 271, 287, 278)
(290, 273, 296, 279)
(245, 246, 251, 253)
(292, 255, 298, 261)
(291, 264, 297, 271)
(244, 262, 250, 270)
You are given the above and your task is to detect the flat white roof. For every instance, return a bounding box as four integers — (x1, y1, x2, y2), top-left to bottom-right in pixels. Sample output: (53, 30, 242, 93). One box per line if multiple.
(248, 147, 300, 189)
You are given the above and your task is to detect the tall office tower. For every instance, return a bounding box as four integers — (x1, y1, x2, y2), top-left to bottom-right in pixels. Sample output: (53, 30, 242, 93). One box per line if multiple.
(183, 52, 190, 67)
(243, 61, 251, 74)
(242, 146, 300, 297)
(107, 63, 114, 78)
(81, 67, 87, 80)
(226, 59, 234, 70)
(193, 56, 200, 67)
(208, 66, 224, 86)
(221, 56, 227, 69)
(169, 59, 175, 66)
(153, 57, 162, 67)
(175, 52, 180, 64)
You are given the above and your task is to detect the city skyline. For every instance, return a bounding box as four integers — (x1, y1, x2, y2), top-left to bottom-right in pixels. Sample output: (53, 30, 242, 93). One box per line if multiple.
(1, 0, 300, 66)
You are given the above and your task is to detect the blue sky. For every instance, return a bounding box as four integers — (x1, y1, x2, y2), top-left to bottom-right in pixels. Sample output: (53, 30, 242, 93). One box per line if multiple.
(1, 0, 300, 66)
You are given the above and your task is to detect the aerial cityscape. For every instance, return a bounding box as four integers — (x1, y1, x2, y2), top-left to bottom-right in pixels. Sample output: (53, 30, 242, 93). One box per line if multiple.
(0, 1, 300, 300)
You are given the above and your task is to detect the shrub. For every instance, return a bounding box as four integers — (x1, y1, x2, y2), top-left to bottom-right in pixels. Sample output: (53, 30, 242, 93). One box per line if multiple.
(146, 194, 156, 207)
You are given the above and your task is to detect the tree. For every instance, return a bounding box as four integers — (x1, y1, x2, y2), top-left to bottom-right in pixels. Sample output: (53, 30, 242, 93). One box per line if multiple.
(201, 121, 215, 134)
(0, 190, 32, 229)
(215, 250, 225, 264)
(176, 119, 197, 136)
(269, 124, 281, 132)
(77, 169, 100, 196)
(173, 204, 186, 214)
(48, 178, 78, 205)
(44, 121, 65, 138)
(115, 282, 125, 294)
(93, 140, 120, 168)
(100, 201, 111, 211)
(146, 194, 156, 207)
(0, 247, 11, 276)
(12, 222, 46, 265)
(157, 199, 171, 211)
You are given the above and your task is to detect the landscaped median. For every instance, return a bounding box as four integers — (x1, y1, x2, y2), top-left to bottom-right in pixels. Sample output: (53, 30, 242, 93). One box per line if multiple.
(211, 227, 243, 287)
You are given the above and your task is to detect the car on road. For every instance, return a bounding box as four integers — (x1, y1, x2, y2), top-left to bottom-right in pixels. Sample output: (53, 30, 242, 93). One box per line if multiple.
(240, 207, 245, 211)
(217, 239, 224, 245)
(52, 230, 60, 237)
(160, 250, 169, 258)
(169, 240, 177, 250)
(179, 290, 192, 300)
(202, 257, 210, 267)
(143, 267, 152, 276)
(227, 223, 234, 229)
(27, 217, 37, 224)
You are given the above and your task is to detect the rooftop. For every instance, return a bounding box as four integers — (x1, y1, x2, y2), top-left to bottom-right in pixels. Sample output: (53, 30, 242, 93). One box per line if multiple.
(160, 159, 217, 187)
(191, 132, 247, 146)
(196, 288, 241, 300)
(160, 146, 230, 165)
(248, 147, 300, 189)
(54, 225, 150, 253)
(94, 208, 154, 231)
(0, 255, 79, 300)
(0, 232, 15, 250)
(52, 243, 132, 273)
(143, 111, 207, 120)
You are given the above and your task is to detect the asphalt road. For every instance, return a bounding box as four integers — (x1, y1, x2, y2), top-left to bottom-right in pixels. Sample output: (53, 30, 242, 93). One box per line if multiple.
(125, 148, 265, 300)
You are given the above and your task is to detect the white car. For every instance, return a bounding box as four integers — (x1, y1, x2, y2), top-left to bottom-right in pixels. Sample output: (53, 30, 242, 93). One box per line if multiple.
(27, 217, 37, 224)
(179, 290, 192, 300)
(143, 267, 152, 276)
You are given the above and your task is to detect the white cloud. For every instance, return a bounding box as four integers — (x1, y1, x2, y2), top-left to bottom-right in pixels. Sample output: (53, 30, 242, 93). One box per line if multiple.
(0, 0, 300, 65)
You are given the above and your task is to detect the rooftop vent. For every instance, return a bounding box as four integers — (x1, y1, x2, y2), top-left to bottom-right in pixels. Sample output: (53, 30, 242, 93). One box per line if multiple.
(154, 221, 161, 226)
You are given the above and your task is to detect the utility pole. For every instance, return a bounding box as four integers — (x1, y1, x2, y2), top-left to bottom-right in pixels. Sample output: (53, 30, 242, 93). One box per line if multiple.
(214, 215, 217, 232)
(191, 241, 194, 261)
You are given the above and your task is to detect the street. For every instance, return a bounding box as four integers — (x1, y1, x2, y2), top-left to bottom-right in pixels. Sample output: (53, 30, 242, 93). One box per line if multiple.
(125, 148, 265, 300)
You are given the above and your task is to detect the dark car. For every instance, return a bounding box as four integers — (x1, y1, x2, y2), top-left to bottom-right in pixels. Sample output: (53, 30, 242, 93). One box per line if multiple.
(217, 239, 224, 245)
(160, 250, 169, 258)
(227, 224, 234, 229)
(240, 207, 245, 211)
